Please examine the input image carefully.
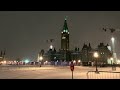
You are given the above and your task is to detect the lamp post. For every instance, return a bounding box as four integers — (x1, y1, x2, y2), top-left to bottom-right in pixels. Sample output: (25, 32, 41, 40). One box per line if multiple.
(111, 37, 115, 51)
(110, 57, 113, 65)
(93, 52, 99, 73)
(39, 56, 43, 67)
(111, 37, 117, 62)
(110, 57, 113, 70)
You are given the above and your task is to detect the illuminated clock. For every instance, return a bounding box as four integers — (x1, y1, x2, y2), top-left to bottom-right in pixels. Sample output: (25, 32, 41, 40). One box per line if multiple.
(62, 37, 66, 39)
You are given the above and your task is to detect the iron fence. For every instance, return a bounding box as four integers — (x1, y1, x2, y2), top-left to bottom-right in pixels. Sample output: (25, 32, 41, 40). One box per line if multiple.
(87, 71, 120, 79)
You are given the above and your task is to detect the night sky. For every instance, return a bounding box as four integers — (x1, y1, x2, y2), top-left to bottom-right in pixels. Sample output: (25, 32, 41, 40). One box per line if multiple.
(0, 11, 120, 61)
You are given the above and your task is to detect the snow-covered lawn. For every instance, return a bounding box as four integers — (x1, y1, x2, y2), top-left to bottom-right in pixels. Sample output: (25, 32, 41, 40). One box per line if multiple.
(0, 65, 120, 79)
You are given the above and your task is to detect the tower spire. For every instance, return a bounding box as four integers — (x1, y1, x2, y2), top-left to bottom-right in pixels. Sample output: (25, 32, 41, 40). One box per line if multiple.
(61, 17, 69, 51)
(63, 16, 68, 31)
(65, 16, 68, 20)
(89, 43, 91, 48)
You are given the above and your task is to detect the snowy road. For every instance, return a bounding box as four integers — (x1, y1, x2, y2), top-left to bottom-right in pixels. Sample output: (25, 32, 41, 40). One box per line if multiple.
(0, 65, 120, 79)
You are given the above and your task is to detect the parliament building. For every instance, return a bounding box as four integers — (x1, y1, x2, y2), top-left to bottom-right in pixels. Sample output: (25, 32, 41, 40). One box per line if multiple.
(38, 18, 113, 66)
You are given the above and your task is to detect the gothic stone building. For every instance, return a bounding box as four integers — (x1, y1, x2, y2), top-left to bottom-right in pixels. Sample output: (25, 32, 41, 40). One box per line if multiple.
(38, 18, 112, 66)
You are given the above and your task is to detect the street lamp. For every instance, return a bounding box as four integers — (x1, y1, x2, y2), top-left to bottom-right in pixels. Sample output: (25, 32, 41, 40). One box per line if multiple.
(78, 60, 81, 66)
(111, 37, 116, 59)
(39, 56, 43, 67)
(39, 56, 43, 61)
(110, 57, 113, 64)
(110, 57, 113, 70)
(50, 45, 53, 49)
(111, 36, 117, 65)
(93, 52, 99, 73)
(111, 37, 115, 52)
(111, 37, 115, 42)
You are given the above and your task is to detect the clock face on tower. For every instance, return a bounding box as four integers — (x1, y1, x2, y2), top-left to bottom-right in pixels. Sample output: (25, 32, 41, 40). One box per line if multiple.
(62, 36, 66, 39)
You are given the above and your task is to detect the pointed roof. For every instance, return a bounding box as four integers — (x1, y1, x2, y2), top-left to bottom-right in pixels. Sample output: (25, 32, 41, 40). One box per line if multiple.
(82, 43, 88, 49)
(3, 50, 5, 55)
(89, 43, 91, 46)
(98, 42, 104, 47)
(54, 48, 56, 52)
(75, 47, 77, 51)
(106, 43, 109, 46)
(88, 43, 92, 51)
(89, 43, 91, 48)
(62, 16, 68, 31)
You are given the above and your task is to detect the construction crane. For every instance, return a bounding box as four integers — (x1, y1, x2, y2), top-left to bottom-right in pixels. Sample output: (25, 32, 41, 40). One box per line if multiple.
(102, 28, 120, 33)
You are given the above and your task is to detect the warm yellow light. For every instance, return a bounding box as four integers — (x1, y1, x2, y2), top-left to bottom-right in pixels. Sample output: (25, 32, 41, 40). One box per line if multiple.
(78, 60, 81, 62)
(73, 60, 76, 63)
(110, 57, 113, 61)
(93, 52, 99, 58)
(111, 37, 115, 42)
(117, 60, 120, 64)
(39, 56, 43, 60)
(50, 45, 53, 49)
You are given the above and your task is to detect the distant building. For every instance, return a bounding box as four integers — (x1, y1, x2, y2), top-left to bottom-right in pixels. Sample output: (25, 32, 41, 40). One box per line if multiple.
(97, 43, 112, 65)
(80, 43, 94, 65)
(0, 50, 6, 64)
(37, 17, 113, 66)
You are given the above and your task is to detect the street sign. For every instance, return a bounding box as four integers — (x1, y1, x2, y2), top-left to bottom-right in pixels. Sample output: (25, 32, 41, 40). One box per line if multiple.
(70, 65, 74, 71)
(70, 61, 74, 71)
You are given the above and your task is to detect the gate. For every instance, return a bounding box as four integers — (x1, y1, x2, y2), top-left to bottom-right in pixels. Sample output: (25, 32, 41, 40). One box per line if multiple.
(87, 71, 120, 79)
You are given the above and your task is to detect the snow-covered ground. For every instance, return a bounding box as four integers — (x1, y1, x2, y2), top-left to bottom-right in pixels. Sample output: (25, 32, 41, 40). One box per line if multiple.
(0, 65, 120, 79)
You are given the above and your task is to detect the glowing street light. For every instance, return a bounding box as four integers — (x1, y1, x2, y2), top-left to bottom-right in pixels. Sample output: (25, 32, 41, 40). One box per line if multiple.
(73, 60, 76, 63)
(111, 36, 117, 64)
(111, 37, 115, 56)
(93, 52, 99, 73)
(78, 60, 81, 66)
(78, 60, 81, 63)
(50, 45, 53, 49)
(93, 52, 99, 58)
(110, 57, 113, 62)
(111, 37, 115, 42)
(39, 56, 43, 61)
(39, 56, 43, 67)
